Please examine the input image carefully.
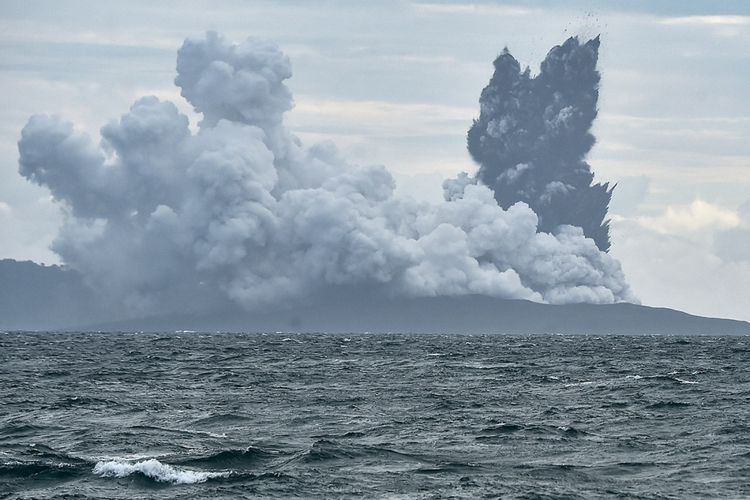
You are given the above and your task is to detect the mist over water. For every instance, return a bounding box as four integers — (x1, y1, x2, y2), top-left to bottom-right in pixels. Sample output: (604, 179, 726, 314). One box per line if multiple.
(2, 332, 749, 498)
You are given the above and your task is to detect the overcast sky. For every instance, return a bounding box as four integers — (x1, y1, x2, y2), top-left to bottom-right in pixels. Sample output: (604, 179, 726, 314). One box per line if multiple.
(1, 0, 749, 321)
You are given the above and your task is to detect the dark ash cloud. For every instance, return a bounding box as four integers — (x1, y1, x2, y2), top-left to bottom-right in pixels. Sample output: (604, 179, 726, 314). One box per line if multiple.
(468, 36, 614, 251)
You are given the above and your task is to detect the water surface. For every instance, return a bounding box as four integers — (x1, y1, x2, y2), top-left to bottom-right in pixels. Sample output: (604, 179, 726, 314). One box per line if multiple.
(1, 332, 749, 498)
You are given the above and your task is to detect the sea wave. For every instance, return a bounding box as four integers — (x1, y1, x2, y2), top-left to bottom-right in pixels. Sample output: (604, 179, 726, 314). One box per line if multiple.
(3, 333, 748, 498)
(181, 446, 276, 467)
(92, 458, 230, 484)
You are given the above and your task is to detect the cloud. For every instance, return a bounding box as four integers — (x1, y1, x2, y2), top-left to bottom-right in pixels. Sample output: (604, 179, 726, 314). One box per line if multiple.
(611, 199, 750, 321)
(634, 199, 740, 235)
(656, 15, 750, 38)
(0, 19, 181, 50)
(466, 36, 614, 252)
(289, 96, 474, 138)
(714, 200, 750, 263)
(412, 3, 532, 16)
(17, 31, 635, 315)
(0, 193, 62, 264)
(659, 16, 750, 26)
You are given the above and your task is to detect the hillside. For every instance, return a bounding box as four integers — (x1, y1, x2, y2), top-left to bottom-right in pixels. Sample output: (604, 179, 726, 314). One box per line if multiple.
(2, 260, 748, 335)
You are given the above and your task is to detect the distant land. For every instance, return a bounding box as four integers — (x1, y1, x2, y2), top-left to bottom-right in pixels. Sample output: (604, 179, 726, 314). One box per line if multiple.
(2, 259, 749, 335)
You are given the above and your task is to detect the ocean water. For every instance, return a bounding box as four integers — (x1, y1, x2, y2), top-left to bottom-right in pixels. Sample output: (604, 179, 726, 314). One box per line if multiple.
(1, 332, 749, 499)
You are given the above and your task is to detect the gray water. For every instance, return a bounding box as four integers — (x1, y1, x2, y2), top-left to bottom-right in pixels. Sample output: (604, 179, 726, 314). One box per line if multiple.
(1, 332, 749, 498)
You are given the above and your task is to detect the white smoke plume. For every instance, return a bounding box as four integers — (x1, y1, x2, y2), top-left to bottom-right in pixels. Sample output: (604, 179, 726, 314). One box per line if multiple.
(17, 32, 636, 315)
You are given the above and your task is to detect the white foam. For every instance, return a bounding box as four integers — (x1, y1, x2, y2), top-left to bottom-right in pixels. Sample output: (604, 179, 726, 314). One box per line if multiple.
(91, 453, 165, 461)
(93, 458, 229, 484)
(141, 425, 227, 439)
(674, 378, 698, 385)
(563, 381, 595, 387)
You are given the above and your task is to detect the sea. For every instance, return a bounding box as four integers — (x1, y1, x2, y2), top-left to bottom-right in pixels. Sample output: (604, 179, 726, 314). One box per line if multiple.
(1, 332, 749, 499)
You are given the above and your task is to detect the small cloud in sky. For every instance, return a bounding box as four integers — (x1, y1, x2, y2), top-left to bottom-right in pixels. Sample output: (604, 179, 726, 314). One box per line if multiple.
(659, 15, 750, 26)
(0, 20, 181, 50)
(635, 199, 740, 235)
(412, 2, 532, 16)
(658, 15, 750, 37)
(378, 54, 458, 65)
(0, 201, 12, 216)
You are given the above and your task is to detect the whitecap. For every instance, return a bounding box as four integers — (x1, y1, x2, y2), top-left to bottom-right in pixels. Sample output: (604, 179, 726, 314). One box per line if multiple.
(563, 381, 595, 387)
(134, 425, 227, 439)
(93, 458, 229, 484)
(91, 452, 167, 461)
(674, 378, 698, 385)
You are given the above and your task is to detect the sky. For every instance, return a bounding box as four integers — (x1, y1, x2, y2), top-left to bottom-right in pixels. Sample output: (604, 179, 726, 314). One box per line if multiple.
(1, 0, 749, 321)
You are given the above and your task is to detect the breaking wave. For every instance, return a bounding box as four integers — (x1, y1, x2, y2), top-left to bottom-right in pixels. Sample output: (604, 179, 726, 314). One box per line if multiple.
(93, 458, 230, 484)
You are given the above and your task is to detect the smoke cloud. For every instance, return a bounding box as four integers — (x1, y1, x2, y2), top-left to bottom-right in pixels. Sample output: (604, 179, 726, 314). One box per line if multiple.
(18, 32, 635, 315)
(467, 36, 614, 252)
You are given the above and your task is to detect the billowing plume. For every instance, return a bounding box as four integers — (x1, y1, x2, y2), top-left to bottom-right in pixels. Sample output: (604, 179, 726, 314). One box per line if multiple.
(18, 32, 635, 315)
(468, 36, 614, 252)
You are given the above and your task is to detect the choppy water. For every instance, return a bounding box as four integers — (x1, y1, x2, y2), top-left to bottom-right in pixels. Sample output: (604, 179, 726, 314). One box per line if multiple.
(1, 332, 749, 499)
